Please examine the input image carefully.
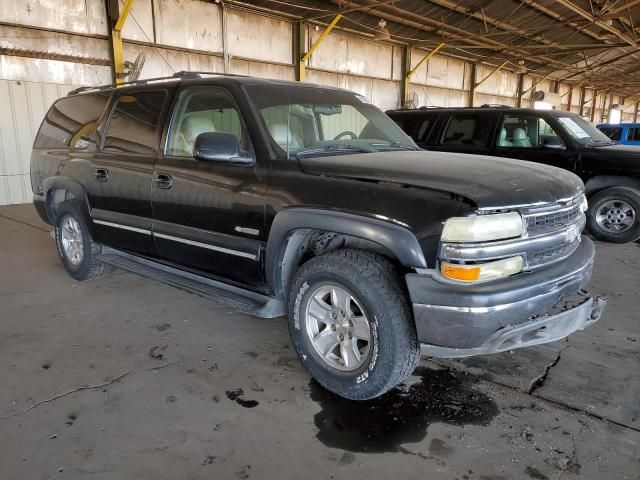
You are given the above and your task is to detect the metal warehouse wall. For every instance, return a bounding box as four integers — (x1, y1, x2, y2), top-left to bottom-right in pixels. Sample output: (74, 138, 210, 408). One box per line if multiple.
(0, 0, 637, 205)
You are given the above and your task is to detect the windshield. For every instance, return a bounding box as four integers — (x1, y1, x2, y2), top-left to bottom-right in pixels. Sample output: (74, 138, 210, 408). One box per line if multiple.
(555, 114, 616, 147)
(245, 84, 417, 158)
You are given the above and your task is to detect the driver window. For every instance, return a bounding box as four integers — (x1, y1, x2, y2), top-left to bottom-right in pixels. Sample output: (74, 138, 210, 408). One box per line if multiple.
(166, 87, 247, 157)
(498, 115, 564, 149)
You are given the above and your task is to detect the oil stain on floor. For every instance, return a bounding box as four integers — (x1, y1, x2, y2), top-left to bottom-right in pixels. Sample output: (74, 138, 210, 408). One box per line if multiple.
(310, 366, 499, 453)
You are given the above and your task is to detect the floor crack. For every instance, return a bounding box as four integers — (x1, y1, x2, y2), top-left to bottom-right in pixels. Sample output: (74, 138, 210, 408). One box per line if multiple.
(0, 371, 129, 420)
(527, 344, 569, 395)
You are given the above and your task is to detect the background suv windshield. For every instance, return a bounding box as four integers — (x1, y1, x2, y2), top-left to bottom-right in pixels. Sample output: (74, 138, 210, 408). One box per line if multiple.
(245, 85, 416, 157)
(555, 113, 615, 146)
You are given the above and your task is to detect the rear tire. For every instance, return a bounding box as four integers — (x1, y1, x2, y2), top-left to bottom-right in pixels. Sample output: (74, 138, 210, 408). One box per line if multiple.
(54, 200, 112, 280)
(288, 249, 420, 400)
(587, 187, 640, 243)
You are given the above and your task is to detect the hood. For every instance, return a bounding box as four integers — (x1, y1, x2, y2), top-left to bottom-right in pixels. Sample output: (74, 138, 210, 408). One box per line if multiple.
(580, 144, 640, 176)
(299, 150, 584, 209)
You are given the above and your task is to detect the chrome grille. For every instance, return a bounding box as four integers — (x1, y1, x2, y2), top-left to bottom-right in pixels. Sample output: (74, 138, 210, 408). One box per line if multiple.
(439, 194, 586, 272)
(527, 237, 581, 268)
(525, 204, 582, 236)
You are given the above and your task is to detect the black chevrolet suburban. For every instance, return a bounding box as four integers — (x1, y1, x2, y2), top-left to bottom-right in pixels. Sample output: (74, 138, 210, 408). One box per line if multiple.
(387, 106, 640, 244)
(31, 73, 606, 400)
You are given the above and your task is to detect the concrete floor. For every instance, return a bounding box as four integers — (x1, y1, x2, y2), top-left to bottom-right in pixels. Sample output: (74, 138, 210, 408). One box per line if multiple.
(0, 204, 638, 480)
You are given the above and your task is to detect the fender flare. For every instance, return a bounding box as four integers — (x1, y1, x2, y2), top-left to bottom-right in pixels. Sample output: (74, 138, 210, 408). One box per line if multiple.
(265, 208, 427, 299)
(42, 176, 91, 224)
(584, 175, 640, 196)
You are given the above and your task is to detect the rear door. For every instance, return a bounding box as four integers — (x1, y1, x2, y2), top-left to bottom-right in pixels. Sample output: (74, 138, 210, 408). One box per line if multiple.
(89, 88, 171, 255)
(152, 85, 266, 289)
(492, 112, 577, 171)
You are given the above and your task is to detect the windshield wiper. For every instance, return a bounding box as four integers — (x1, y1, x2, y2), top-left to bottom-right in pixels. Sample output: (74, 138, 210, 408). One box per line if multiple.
(586, 139, 617, 147)
(295, 144, 376, 159)
(371, 141, 419, 151)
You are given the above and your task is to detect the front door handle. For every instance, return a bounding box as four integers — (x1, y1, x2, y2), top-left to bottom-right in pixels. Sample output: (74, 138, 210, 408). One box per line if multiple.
(153, 173, 173, 189)
(94, 168, 109, 182)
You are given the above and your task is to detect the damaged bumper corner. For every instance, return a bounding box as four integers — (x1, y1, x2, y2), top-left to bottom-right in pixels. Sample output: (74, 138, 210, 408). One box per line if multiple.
(420, 294, 606, 358)
(406, 236, 607, 358)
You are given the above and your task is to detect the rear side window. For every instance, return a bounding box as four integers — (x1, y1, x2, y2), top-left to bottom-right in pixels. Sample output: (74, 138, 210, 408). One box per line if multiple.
(103, 91, 166, 155)
(391, 114, 435, 144)
(35, 93, 110, 149)
(627, 128, 640, 142)
(599, 127, 622, 141)
(442, 114, 493, 147)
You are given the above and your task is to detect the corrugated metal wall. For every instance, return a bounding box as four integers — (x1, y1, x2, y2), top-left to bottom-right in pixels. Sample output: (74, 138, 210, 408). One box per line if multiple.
(0, 80, 77, 205)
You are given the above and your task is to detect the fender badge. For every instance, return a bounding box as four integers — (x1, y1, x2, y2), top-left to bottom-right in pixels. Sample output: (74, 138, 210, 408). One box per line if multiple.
(235, 226, 260, 236)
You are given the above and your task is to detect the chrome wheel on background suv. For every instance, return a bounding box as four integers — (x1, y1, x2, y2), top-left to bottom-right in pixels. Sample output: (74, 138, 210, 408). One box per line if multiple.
(60, 215, 84, 266)
(595, 199, 635, 233)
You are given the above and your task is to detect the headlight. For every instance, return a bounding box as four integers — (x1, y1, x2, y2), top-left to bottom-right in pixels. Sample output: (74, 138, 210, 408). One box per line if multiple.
(580, 194, 588, 213)
(441, 256, 523, 283)
(441, 212, 523, 243)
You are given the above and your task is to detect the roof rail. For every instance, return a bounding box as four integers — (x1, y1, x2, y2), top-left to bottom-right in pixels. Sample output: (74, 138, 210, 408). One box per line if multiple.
(479, 104, 513, 108)
(66, 70, 252, 96)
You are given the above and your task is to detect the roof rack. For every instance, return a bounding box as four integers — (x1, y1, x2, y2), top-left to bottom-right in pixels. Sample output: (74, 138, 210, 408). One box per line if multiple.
(67, 71, 250, 96)
(479, 104, 513, 108)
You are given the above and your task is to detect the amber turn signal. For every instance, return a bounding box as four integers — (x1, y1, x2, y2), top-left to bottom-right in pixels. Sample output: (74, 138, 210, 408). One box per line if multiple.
(441, 263, 481, 282)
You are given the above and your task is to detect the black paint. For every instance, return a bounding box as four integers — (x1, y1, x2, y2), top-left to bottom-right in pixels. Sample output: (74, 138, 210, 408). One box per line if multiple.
(309, 366, 498, 453)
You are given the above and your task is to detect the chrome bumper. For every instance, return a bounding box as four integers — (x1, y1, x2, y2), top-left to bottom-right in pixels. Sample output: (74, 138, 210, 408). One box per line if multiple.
(420, 294, 606, 358)
(407, 237, 604, 355)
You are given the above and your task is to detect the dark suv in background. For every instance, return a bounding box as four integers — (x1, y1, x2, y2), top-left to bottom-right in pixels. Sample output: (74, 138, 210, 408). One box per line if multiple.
(388, 106, 640, 243)
(31, 74, 605, 400)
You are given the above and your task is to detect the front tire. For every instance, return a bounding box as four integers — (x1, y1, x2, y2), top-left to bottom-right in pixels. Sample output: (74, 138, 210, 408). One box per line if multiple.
(587, 187, 640, 243)
(55, 200, 112, 280)
(288, 249, 420, 400)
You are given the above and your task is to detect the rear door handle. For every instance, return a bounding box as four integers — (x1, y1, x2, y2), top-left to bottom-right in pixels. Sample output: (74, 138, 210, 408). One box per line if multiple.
(94, 168, 109, 182)
(153, 173, 173, 189)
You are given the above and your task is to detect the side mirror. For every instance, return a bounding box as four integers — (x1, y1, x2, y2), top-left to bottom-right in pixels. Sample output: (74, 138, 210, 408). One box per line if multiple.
(193, 132, 251, 164)
(542, 139, 565, 151)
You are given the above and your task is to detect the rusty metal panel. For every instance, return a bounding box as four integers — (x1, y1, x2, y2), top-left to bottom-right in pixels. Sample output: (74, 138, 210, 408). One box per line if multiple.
(0, 79, 77, 205)
(308, 30, 393, 79)
(0, 54, 111, 85)
(476, 65, 518, 97)
(0, 25, 110, 64)
(154, 0, 223, 53)
(123, 43, 224, 79)
(122, 0, 155, 42)
(227, 9, 292, 64)
(0, 0, 107, 35)
(229, 59, 294, 80)
(410, 50, 466, 91)
(409, 84, 467, 108)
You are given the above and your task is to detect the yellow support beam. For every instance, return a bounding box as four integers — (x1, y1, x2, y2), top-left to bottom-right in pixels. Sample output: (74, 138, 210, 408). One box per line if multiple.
(112, 0, 135, 85)
(407, 42, 446, 79)
(520, 72, 553, 98)
(561, 80, 585, 98)
(299, 14, 342, 82)
(474, 60, 509, 89)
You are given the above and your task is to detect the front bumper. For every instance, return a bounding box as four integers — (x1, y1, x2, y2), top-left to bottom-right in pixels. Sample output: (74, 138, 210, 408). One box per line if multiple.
(406, 236, 606, 358)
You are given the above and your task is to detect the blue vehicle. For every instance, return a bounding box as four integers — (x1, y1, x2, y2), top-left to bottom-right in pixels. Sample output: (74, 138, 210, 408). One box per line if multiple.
(596, 123, 640, 146)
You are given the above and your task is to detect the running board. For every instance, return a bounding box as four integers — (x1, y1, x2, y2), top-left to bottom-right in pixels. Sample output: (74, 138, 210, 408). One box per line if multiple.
(96, 247, 286, 319)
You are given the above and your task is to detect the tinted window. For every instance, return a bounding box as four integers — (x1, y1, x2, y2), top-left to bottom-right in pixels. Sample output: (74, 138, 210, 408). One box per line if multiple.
(103, 91, 166, 154)
(166, 87, 251, 158)
(627, 128, 640, 142)
(442, 114, 492, 147)
(498, 115, 564, 149)
(599, 127, 622, 141)
(35, 93, 110, 149)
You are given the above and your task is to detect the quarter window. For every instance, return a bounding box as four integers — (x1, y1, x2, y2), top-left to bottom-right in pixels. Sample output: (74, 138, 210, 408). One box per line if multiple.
(166, 87, 250, 157)
(103, 91, 166, 154)
(497, 115, 564, 149)
(442, 114, 492, 147)
(35, 93, 110, 150)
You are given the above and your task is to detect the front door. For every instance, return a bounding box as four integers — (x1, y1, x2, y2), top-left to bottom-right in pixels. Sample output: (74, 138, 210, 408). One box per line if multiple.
(152, 86, 267, 289)
(90, 88, 170, 255)
(493, 113, 576, 170)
